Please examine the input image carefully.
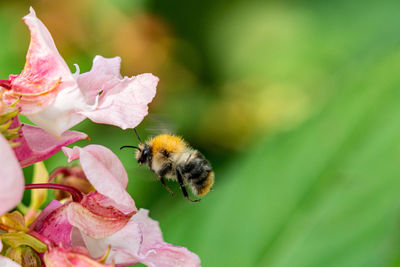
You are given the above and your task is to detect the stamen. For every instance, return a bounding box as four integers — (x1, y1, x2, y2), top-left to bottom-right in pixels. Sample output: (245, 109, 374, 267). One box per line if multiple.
(96, 245, 112, 263)
(25, 183, 83, 202)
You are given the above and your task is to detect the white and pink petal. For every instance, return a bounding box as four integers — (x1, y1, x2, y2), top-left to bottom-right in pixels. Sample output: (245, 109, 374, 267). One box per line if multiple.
(3, 8, 77, 114)
(140, 242, 201, 267)
(2, 9, 158, 136)
(44, 247, 113, 267)
(66, 192, 134, 239)
(83, 209, 201, 267)
(76, 56, 122, 105)
(62, 145, 135, 214)
(26, 84, 89, 136)
(77, 56, 158, 130)
(131, 209, 201, 267)
(10, 118, 87, 168)
(0, 134, 24, 216)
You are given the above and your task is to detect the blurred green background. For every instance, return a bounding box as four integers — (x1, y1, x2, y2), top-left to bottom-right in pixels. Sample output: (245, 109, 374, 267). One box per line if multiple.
(2, 0, 400, 266)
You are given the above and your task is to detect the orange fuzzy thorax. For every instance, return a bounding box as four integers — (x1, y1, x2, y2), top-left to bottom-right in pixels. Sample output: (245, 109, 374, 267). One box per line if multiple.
(149, 134, 187, 155)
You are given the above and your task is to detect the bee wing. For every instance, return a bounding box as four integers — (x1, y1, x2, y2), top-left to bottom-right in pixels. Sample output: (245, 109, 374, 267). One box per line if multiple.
(145, 114, 177, 136)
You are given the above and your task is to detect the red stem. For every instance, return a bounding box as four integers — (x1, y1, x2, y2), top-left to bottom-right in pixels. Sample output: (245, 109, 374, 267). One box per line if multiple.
(25, 183, 83, 202)
(0, 79, 11, 89)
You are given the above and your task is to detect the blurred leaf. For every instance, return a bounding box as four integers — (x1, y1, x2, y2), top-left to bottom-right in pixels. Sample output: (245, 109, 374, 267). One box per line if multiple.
(156, 33, 400, 267)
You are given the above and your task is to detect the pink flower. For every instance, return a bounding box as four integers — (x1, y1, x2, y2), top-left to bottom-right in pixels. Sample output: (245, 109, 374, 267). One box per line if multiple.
(83, 209, 201, 267)
(30, 144, 200, 266)
(2, 8, 158, 136)
(31, 145, 137, 247)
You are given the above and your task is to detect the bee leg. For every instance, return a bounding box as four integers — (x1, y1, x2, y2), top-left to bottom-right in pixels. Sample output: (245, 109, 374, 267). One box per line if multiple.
(158, 176, 174, 195)
(157, 163, 174, 195)
(176, 167, 200, 202)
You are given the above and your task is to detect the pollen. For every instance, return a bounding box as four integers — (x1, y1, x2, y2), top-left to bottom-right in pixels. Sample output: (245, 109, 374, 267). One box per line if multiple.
(150, 134, 186, 154)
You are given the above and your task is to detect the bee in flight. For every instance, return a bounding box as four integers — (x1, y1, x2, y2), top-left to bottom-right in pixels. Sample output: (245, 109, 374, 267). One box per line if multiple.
(121, 129, 214, 202)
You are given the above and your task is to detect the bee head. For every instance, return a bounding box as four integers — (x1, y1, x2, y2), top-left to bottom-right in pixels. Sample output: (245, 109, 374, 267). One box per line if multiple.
(136, 143, 151, 166)
(120, 129, 151, 166)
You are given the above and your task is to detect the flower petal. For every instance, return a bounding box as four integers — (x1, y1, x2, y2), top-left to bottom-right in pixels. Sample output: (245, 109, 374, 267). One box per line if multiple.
(77, 56, 158, 130)
(130, 209, 201, 267)
(76, 56, 122, 105)
(26, 92, 87, 137)
(81, 218, 142, 265)
(3, 10, 158, 135)
(44, 247, 113, 267)
(32, 204, 73, 248)
(62, 145, 135, 214)
(3, 8, 78, 114)
(82, 209, 201, 267)
(11, 118, 87, 168)
(141, 243, 202, 267)
(66, 193, 133, 239)
(0, 134, 24, 216)
(29, 200, 62, 231)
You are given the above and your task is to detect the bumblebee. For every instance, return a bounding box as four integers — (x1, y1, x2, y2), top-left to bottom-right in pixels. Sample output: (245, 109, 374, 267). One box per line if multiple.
(121, 129, 214, 202)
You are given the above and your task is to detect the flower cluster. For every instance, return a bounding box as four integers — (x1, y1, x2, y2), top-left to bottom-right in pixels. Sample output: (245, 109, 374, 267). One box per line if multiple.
(0, 8, 200, 267)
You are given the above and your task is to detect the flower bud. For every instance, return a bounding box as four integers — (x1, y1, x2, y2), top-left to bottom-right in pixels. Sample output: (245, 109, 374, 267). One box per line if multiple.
(1, 233, 47, 253)
(4, 246, 41, 267)
(1, 232, 46, 267)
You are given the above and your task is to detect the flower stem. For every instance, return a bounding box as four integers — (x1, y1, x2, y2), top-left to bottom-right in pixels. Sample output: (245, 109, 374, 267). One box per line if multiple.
(16, 203, 29, 215)
(0, 79, 11, 89)
(24, 183, 83, 202)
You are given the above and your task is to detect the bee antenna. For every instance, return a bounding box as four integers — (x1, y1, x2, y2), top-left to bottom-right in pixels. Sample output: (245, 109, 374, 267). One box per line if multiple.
(134, 128, 143, 143)
(120, 145, 141, 151)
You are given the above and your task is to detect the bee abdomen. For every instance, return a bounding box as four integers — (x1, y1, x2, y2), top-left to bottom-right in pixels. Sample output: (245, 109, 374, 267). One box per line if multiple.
(187, 170, 213, 196)
(180, 153, 214, 196)
(197, 171, 214, 196)
(182, 156, 208, 180)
